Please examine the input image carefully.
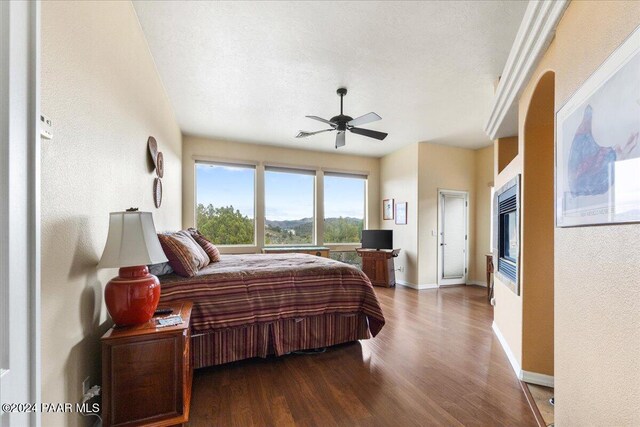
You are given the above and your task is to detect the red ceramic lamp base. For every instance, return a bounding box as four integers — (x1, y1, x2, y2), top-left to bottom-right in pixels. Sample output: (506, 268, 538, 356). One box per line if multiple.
(105, 265, 161, 326)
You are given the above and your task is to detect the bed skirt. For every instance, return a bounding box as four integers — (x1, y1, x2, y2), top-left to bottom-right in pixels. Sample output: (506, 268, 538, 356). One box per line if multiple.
(191, 312, 371, 369)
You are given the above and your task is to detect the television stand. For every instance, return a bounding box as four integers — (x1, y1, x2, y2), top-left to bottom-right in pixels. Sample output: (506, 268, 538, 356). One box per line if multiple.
(356, 248, 401, 288)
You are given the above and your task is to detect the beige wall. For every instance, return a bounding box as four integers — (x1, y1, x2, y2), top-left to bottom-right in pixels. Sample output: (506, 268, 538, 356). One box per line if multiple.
(493, 73, 556, 379)
(492, 140, 524, 367)
(41, 2, 182, 426)
(379, 144, 420, 285)
(417, 143, 478, 285)
(521, 71, 555, 376)
(497, 136, 518, 173)
(379, 142, 493, 287)
(182, 135, 380, 251)
(530, 1, 639, 424)
(494, 1, 640, 424)
(473, 145, 494, 285)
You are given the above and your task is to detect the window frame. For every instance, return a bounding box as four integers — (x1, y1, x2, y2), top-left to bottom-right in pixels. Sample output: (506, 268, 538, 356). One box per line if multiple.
(263, 165, 317, 247)
(191, 158, 370, 253)
(194, 160, 258, 248)
(322, 171, 368, 246)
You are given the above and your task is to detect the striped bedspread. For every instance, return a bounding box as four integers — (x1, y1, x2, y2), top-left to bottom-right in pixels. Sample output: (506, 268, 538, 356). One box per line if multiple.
(158, 253, 385, 337)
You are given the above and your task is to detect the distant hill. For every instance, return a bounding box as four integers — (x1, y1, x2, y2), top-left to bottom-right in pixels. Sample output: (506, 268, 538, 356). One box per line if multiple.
(265, 218, 313, 229)
(265, 217, 363, 245)
(266, 217, 361, 229)
(196, 203, 362, 246)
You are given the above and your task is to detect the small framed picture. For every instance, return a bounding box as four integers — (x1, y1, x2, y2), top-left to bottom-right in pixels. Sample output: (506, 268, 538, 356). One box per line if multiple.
(383, 198, 394, 220)
(395, 202, 407, 225)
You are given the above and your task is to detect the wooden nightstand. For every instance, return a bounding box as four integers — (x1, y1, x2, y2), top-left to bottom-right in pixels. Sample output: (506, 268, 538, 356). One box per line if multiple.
(101, 301, 193, 427)
(356, 248, 401, 287)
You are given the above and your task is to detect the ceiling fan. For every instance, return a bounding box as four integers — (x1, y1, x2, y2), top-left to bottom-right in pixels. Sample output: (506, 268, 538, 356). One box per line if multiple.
(296, 88, 388, 149)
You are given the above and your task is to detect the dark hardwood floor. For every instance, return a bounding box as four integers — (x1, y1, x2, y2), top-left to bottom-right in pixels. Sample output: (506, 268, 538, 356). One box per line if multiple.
(187, 285, 536, 426)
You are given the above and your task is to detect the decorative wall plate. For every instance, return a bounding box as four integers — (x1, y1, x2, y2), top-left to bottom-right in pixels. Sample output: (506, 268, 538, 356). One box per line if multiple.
(147, 136, 158, 169)
(156, 152, 164, 178)
(153, 177, 162, 208)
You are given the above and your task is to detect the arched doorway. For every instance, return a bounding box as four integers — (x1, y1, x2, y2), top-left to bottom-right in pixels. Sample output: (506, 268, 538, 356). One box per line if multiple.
(521, 71, 555, 382)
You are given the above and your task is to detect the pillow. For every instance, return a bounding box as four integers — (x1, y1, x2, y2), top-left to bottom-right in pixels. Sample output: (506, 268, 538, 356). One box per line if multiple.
(188, 228, 221, 263)
(148, 262, 173, 277)
(158, 231, 210, 277)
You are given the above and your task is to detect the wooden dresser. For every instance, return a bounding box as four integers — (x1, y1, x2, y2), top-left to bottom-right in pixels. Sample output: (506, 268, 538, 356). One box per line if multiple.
(356, 248, 401, 287)
(262, 246, 330, 258)
(101, 301, 193, 427)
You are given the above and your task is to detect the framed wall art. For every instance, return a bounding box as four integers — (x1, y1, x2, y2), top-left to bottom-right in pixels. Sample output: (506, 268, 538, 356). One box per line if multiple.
(556, 26, 640, 227)
(395, 202, 407, 225)
(383, 198, 394, 220)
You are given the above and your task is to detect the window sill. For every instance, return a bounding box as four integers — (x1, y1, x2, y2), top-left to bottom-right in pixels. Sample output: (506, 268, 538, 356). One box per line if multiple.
(217, 245, 259, 254)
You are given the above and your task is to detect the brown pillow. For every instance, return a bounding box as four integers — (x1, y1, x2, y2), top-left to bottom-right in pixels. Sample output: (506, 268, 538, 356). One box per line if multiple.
(158, 231, 210, 277)
(188, 228, 221, 263)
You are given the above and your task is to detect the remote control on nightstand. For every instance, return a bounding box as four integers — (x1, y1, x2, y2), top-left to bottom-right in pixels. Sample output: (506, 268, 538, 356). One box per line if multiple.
(156, 315, 183, 328)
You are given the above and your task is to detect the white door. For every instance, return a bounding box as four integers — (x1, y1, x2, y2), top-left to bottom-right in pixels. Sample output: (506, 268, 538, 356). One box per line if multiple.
(438, 191, 468, 286)
(1, 2, 41, 426)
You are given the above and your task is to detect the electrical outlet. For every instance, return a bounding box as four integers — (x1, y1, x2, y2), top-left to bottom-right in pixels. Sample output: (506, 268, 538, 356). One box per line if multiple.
(40, 114, 53, 140)
(82, 376, 90, 395)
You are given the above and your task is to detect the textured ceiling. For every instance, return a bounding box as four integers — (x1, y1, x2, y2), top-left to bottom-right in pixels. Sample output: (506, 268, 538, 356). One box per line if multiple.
(133, 1, 527, 157)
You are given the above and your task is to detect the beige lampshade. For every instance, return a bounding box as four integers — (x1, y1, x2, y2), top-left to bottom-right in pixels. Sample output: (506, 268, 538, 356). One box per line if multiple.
(98, 211, 168, 269)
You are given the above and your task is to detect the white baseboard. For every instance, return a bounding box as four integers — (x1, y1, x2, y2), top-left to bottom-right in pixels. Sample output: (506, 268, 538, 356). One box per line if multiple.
(396, 280, 438, 290)
(399, 281, 484, 289)
(492, 321, 522, 376)
(521, 370, 554, 388)
(467, 280, 487, 287)
(492, 321, 555, 388)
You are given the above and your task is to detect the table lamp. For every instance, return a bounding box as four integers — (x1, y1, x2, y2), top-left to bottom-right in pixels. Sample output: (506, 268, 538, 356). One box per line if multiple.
(98, 210, 168, 326)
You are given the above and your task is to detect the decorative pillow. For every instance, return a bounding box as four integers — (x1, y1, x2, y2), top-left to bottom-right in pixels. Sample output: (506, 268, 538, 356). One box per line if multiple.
(158, 231, 210, 277)
(148, 262, 173, 277)
(188, 228, 221, 263)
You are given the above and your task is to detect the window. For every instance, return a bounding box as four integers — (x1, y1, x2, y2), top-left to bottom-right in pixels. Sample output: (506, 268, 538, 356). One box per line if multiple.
(195, 162, 256, 245)
(324, 173, 366, 244)
(265, 167, 315, 245)
(330, 251, 362, 268)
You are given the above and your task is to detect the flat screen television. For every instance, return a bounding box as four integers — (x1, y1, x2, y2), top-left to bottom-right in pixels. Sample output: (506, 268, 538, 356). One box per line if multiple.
(361, 229, 393, 250)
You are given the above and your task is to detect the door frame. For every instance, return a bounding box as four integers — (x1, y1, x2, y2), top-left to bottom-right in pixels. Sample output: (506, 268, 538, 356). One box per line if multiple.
(437, 189, 469, 286)
(0, 1, 41, 425)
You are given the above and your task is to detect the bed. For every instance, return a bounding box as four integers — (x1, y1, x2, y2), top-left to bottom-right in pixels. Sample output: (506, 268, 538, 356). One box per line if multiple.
(158, 253, 385, 369)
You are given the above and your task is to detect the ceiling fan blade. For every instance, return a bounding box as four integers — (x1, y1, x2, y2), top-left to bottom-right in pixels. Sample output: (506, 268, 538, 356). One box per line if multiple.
(306, 115, 337, 126)
(347, 112, 381, 127)
(296, 129, 334, 138)
(349, 127, 388, 140)
(335, 131, 346, 149)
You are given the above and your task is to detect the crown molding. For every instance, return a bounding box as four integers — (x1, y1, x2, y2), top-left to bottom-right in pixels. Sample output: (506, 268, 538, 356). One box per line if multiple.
(484, 0, 569, 140)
